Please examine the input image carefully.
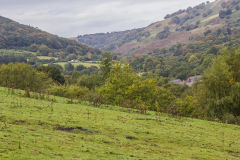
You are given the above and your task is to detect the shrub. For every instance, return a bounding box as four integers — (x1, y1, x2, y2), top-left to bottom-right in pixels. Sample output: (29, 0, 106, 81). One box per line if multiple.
(48, 85, 89, 99)
(37, 65, 65, 84)
(99, 63, 175, 112)
(0, 63, 51, 92)
(222, 113, 236, 124)
(175, 96, 199, 117)
(86, 90, 104, 106)
(47, 85, 66, 97)
(203, 48, 240, 118)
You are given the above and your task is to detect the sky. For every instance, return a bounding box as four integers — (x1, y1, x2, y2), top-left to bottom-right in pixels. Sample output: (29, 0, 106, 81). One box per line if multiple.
(0, 0, 215, 37)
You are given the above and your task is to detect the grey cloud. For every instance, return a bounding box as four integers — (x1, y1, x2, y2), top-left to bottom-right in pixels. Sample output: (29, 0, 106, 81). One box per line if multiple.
(0, 0, 215, 37)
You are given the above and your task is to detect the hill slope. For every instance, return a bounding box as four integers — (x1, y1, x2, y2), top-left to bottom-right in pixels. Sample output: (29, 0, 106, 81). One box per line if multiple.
(78, 0, 240, 55)
(0, 87, 240, 159)
(0, 16, 102, 60)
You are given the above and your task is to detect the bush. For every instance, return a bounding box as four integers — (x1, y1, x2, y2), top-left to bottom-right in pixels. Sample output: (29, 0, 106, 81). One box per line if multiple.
(48, 85, 89, 99)
(37, 65, 65, 84)
(0, 63, 51, 91)
(77, 74, 102, 90)
(86, 90, 104, 106)
(175, 96, 199, 117)
(99, 63, 175, 112)
(222, 113, 236, 124)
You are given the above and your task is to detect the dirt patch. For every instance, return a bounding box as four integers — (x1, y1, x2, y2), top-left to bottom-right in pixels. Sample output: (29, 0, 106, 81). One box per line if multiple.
(12, 120, 27, 125)
(226, 150, 240, 158)
(126, 135, 137, 140)
(56, 125, 93, 134)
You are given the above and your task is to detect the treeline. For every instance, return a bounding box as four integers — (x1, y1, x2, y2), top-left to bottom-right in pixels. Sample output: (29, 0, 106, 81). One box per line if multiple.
(129, 52, 215, 80)
(0, 49, 58, 66)
(164, 2, 210, 20)
(0, 16, 102, 61)
(1, 48, 240, 124)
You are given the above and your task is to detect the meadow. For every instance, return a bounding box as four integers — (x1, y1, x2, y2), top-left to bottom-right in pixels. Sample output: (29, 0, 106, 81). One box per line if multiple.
(37, 56, 58, 60)
(55, 61, 100, 68)
(0, 87, 240, 160)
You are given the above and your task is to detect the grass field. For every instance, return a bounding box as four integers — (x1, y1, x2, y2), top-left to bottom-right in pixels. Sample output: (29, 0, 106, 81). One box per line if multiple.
(55, 62, 100, 68)
(0, 87, 240, 160)
(37, 56, 58, 60)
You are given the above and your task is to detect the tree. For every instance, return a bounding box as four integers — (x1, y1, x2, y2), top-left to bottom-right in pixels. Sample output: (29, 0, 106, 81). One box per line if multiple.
(203, 48, 240, 118)
(100, 63, 175, 111)
(76, 65, 86, 71)
(77, 73, 102, 90)
(64, 63, 74, 72)
(0, 63, 50, 91)
(38, 44, 50, 56)
(37, 65, 65, 84)
(100, 52, 112, 80)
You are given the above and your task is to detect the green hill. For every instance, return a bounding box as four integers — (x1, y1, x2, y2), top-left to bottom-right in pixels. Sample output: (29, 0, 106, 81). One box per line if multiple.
(0, 87, 240, 159)
(78, 0, 240, 79)
(0, 16, 102, 61)
(77, 0, 240, 55)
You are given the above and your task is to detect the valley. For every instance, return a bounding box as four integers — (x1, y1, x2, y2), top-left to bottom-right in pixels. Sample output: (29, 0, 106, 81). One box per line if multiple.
(0, 0, 240, 159)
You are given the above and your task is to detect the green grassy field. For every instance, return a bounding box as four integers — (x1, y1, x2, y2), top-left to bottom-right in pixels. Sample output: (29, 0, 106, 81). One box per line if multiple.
(37, 56, 58, 60)
(55, 62, 100, 68)
(0, 87, 240, 160)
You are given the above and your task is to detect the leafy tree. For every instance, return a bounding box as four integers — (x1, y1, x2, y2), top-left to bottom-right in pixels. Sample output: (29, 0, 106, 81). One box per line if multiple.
(203, 48, 240, 118)
(0, 63, 50, 91)
(64, 63, 74, 72)
(76, 65, 86, 71)
(37, 65, 65, 84)
(100, 52, 112, 80)
(48, 85, 88, 99)
(77, 73, 102, 90)
(100, 63, 175, 111)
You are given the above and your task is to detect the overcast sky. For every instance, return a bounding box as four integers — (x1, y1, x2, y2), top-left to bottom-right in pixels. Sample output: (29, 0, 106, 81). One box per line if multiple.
(0, 0, 215, 37)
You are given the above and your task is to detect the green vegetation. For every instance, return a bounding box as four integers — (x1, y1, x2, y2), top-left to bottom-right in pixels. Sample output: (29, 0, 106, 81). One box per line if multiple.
(1, 1, 240, 159)
(2, 47, 240, 124)
(54, 62, 100, 68)
(37, 65, 65, 85)
(203, 48, 240, 119)
(0, 16, 101, 60)
(0, 63, 50, 92)
(37, 56, 58, 60)
(0, 87, 240, 159)
(78, 0, 240, 79)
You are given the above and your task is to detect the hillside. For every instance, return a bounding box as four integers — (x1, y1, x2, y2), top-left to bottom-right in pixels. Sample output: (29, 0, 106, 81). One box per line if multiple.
(0, 16, 102, 61)
(77, 0, 240, 55)
(0, 87, 240, 159)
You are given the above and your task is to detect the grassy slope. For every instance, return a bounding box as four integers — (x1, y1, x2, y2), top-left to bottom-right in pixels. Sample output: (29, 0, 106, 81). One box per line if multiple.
(0, 88, 240, 160)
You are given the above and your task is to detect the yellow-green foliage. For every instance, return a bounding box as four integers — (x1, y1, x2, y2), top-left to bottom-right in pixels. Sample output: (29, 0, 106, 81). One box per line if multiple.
(203, 48, 240, 119)
(175, 96, 200, 117)
(48, 85, 89, 99)
(100, 63, 174, 110)
(0, 63, 50, 91)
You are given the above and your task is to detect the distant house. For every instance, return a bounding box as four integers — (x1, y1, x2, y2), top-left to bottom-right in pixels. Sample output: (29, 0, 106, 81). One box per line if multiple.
(171, 75, 201, 86)
(69, 59, 80, 63)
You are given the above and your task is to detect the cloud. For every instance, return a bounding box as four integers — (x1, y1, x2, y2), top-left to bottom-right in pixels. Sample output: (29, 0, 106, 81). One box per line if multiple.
(0, 0, 215, 37)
